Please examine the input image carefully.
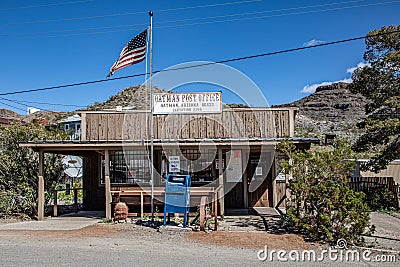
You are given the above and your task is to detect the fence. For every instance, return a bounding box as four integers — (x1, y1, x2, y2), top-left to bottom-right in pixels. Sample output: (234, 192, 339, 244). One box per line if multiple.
(349, 176, 399, 208)
(349, 176, 395, 191)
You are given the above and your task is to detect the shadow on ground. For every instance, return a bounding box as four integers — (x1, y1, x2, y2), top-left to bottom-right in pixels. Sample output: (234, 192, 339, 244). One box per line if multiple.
(218, 208, 287, 233)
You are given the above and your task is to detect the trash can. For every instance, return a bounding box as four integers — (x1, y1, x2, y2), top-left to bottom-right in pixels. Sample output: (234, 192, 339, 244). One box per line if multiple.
(163, 174, 191, 227)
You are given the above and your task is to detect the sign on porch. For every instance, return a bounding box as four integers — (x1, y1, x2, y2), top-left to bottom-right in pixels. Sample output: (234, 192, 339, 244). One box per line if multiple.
(168, 156, 180, 173)
(153, 92, 222, 114)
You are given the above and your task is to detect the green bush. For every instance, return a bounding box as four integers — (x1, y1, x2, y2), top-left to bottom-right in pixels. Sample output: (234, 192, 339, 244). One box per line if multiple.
(0, 123, 67, 218)
(365, 187, 398, 211)
(278, 140, 372, 244)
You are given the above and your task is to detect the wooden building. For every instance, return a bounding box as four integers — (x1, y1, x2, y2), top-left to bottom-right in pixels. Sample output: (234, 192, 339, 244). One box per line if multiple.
(21, 107, 317, 220)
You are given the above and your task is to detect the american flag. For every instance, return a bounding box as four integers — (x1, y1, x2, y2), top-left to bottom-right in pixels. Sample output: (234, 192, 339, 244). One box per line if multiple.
(108, 29, 148, 77)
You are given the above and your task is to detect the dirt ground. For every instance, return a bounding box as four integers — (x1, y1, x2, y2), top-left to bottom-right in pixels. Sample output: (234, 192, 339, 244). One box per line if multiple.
(0, 213, 399, 266)
(1, 211, 399, 251)
(0, 223, 319, 250)
(187, 231, 321, 250)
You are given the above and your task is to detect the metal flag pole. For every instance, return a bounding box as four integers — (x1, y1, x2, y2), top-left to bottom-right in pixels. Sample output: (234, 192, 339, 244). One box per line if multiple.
(149, 11, 155, 221)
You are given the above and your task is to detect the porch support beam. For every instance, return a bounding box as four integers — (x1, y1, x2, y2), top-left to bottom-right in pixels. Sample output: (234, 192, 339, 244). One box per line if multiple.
(272, 155, 278, 207)
(38, 149, 45, 220)
(218, 147, 224, 219)
(242, 149, 248, 209)
(288, 109, 295, 137)
(104, 149, 112, 220)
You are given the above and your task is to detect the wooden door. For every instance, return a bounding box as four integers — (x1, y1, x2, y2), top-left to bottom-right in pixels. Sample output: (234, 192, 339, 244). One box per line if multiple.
(224, 150, 244, 209)
(247, 156, 273, 207)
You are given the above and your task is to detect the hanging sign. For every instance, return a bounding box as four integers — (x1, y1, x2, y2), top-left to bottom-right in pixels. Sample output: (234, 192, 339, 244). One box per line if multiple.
(153, 92, 222, 114)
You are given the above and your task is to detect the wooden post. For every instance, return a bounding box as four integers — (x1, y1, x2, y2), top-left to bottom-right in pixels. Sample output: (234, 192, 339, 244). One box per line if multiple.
(38, 149, 45, 220)
(288, 109, 295, 137)
(272, 153, 278, 207)
(242, 149, 248, 209)
(53, 190, 58, 217)
(217, 147, 224, 219)
(104, 149, 112, 220)
(214, 191, 218, 231)
(140, 191, 144, 220)
(80, 113, 86, 140)
(74, 188, 78, 213)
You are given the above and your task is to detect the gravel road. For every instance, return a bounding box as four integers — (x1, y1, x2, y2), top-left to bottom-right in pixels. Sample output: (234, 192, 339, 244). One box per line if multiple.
(0, 223, 398, 267)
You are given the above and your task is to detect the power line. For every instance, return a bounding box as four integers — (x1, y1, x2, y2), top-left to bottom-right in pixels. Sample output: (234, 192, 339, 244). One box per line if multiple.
(155, 0, 263, 13)
(158, 0, 369, 25)
(0, 96, 87, 112)
(0, 0, 95, 11)
(4, 99, 86, 108)
(0, 96, 48, 112)
(0, 0, 262, 26)
(157, 0, 400, 29)
(2, 0, 398, 39)
(0, 100, 26, 113)
(1, 29, 399, 97)
(0, 0, 366, 37)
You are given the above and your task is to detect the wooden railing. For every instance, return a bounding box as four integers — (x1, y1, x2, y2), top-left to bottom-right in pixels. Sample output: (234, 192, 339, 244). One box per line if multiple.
(349, 176, 399, 208)
(349, 176, 395, 192)
(111, 186, 221, 229)
(52, 188, 83, 217)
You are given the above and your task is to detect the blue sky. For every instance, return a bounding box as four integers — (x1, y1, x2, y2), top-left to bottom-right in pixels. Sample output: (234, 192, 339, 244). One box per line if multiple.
(0, 0, 399, 114)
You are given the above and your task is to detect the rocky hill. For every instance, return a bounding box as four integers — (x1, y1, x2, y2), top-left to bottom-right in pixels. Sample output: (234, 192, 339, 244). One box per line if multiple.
(275, 82, 369, 141)
(0, 83, 368, 143)
(83, 86, 167, 111)
(0, 108, 22, 120)
(85, 83, 366, 141)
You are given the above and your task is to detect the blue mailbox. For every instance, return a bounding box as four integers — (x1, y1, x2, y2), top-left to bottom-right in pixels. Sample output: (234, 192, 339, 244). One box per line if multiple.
(163, 174, 191, 227)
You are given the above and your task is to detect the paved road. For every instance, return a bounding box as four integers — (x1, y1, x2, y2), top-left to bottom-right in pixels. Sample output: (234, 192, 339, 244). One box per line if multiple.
(364, 212, 400, 251)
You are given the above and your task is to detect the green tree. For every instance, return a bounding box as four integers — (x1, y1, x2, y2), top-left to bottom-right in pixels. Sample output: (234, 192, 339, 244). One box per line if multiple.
(0, 123, 67, 217)
(349, 25, 400, 171)
(277, 140, 371, 244)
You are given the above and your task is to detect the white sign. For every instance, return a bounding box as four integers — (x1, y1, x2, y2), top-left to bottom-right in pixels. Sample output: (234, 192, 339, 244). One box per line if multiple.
(255, 166, 263, 176)
(276, 173, 286, 182)
(168, 156, 180, 173)
(153, 92, 222, 114)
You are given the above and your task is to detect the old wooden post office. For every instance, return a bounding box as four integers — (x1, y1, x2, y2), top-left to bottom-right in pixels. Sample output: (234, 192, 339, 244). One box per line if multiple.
(22, 97, 317, 220)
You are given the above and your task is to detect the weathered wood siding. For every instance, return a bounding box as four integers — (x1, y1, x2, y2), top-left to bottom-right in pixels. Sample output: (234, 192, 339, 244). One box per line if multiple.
(82, 108, 294, 141)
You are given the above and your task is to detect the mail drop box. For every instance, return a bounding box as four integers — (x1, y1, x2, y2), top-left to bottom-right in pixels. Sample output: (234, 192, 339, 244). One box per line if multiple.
(163, 174, 191, 227)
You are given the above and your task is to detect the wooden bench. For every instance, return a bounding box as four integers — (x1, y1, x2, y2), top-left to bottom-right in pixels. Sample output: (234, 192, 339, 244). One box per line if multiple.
(111, 186, 218, 219)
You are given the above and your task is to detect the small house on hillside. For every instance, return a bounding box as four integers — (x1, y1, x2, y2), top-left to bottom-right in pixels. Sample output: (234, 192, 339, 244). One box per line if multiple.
(59, 114, 81, 139)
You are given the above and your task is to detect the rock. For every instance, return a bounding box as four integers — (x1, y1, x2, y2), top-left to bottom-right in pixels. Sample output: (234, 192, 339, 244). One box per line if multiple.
(274, 82, 370, 142)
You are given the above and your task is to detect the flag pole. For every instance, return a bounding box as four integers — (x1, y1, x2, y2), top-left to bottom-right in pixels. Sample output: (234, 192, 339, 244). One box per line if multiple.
(149, 11, 155, 221)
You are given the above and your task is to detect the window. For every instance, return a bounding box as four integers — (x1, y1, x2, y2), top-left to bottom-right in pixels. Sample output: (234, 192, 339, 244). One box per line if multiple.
(64, 124, 70, 131)
(165, 149, 217, 184)
(101, 150, 150, 184)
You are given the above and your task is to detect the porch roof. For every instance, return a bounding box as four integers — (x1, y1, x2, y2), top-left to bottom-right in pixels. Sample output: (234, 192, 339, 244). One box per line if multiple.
(19, 137, 318, 154)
